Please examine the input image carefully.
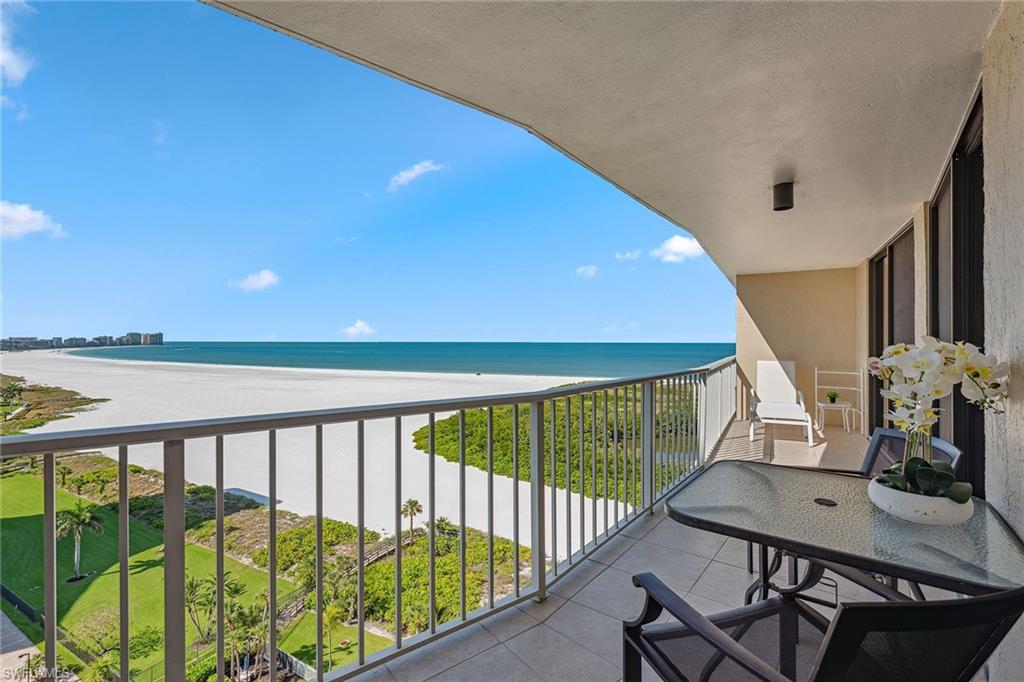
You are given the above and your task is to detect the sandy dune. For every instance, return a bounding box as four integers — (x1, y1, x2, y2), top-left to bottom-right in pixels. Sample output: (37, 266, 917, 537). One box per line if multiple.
(2, 351, 625, 557)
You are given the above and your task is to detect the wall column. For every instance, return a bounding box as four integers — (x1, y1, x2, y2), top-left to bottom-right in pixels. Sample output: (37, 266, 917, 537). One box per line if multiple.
(982, 3, 1024, 678)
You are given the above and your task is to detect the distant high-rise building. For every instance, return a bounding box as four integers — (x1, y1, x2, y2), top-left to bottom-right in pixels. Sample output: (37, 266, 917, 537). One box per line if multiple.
(92, 335, 114, 346)
(124, 332, 143, 345)
(64, 337, 88, 348)
(142, 332, 164, 345)
(51, 337, 63, 348)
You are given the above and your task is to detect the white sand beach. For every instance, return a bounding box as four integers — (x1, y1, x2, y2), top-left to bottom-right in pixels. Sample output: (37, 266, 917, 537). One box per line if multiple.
(2, 351, 622, 558)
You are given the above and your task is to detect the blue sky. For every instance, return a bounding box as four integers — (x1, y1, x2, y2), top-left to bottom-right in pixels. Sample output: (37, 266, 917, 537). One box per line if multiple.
(1, 1, 735, 343)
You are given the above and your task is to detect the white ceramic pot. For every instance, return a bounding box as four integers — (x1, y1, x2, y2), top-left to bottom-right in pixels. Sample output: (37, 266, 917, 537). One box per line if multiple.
(868, 478, 974, 526)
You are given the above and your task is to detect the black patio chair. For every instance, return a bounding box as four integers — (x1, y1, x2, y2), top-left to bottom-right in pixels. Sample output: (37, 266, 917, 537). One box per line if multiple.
(624, 571, 1024, 681)
(745, 428, 964, 596)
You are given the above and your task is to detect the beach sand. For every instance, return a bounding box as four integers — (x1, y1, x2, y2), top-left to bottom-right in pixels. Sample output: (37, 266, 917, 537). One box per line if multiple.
(2, 351, 622, 557)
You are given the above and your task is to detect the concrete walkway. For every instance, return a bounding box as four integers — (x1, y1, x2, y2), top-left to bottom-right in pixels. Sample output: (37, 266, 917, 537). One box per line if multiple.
(0, 608, 38, 678)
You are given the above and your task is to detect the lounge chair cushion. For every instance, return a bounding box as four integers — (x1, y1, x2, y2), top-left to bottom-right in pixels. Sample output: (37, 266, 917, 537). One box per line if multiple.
(755, 402, 809, 423)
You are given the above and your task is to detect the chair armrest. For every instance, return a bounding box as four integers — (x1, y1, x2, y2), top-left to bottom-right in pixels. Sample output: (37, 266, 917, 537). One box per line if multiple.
(630, 573, 789, 682)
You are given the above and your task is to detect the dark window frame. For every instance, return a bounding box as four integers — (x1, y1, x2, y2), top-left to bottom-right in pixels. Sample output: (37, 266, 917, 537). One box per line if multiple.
(868, 221, 914, 430)
(928, 94, 985, 497)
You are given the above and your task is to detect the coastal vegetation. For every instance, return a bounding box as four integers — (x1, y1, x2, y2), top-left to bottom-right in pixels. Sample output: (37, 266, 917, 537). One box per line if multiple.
(2, 451, 531, 677)
(0, 373, 536, 678)
(412, 383, 699, 505)
(0, 373, 107, 436)
(0, 472, 286, 673)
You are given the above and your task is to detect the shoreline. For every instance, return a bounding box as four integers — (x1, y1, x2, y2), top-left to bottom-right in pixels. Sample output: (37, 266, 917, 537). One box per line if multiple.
(52, 348, 597, 381)
(1, 350, 612, 556)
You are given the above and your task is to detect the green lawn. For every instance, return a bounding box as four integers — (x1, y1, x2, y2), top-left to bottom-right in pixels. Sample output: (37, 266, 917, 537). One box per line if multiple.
(278, 610, 391, 670)
(0, 474, 294, 671)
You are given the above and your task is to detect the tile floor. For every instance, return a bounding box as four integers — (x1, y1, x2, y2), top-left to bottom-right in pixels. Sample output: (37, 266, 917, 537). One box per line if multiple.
(348, 503, 903, 682)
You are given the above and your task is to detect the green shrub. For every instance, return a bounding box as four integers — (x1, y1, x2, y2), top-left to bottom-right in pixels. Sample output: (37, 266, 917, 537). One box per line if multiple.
(187, 484, 215, 499)
(411, 384, 698, 503)
(252, 519, 377, 573)
(359, 528, 528, 635)
(185, 656, 218, 682)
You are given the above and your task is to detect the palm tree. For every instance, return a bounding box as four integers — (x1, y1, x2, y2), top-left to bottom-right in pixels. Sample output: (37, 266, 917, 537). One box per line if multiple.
(400, 498, 422, 538)
(185, 575, 215, 644)
(56, 501, 103, 579)
(324, 602, 344, 668)
(56, 462, 72, 487)
(80, 652, 119, 682)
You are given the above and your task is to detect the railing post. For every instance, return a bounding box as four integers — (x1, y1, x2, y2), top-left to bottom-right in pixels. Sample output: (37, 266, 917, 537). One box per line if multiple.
(641, 381, 655, 513)
(529, 400, 547, 601)
(42, 453, 57, 682)
(163, 440, 186, 681)
(698, 374, 708, 464)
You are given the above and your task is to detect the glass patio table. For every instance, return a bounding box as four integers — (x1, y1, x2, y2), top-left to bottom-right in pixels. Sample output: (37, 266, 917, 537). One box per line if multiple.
(666, 460, 1024, 597)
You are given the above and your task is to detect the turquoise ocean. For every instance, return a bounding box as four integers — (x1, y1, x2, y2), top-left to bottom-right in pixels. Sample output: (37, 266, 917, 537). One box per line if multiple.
(71, 342, 735, 378)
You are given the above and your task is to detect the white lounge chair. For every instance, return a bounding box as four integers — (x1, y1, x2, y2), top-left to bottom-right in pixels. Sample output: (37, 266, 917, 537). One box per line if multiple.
(749, 360, 814, 447)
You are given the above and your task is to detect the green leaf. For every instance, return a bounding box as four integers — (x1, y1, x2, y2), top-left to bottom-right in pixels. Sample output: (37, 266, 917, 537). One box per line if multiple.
(946, 482, 974, 504)
(930, 461, 955, 476)
(915, 467, 956, 496)
(876, 473, 907, 491)
(904, 457, 933, 493)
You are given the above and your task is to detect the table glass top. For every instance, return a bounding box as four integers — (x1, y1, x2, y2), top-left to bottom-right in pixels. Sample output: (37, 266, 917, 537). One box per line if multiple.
(667, 461, 1024, 593)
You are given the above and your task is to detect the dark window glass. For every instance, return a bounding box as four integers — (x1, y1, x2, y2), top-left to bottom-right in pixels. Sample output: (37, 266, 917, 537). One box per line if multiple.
(890, 229, 915, 345)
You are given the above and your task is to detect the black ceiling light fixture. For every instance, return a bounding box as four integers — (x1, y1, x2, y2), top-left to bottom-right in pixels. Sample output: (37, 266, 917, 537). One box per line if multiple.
(773, 181, 794, 211)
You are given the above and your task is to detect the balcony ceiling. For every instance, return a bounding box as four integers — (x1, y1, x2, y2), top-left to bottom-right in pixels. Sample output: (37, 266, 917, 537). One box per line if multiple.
(208, 1, 1000, 280)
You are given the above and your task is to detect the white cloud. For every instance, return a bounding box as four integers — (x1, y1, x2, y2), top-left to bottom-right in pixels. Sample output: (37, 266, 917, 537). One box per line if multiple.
(1, 95, 28, 122)
(231, 269, 279, 292)
(341, 319, 375, 339)
(0, 1, 33, 87)
(576, 264, 598, 279)
(614, 249, 641, 261)
(650, 235, 704, 263)
(387, 160, 447, 193)
(333, 236, 358, 244)
(1, 201, 65, 240)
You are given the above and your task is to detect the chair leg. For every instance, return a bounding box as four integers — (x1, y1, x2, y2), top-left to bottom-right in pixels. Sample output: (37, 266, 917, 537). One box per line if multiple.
(623, 638, 642, 682)
(806, 419, 813, 447)
(746, 541, 754, 574)
(749, 420, 755, 442)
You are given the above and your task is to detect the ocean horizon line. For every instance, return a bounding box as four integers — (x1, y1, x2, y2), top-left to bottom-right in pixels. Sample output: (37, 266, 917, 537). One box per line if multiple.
(69, 341, 736, 379)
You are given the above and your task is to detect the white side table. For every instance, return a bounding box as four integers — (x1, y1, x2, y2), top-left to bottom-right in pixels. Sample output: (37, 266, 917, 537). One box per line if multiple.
(816, 400, 853, 432)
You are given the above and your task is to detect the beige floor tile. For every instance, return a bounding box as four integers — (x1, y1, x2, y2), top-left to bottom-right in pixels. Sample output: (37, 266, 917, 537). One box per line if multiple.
(386, 623, 499, 682)
(480, 605, 541, 642)
(572, 565, 649, 621)
(642, 518, 728, 559)
(688, 560, 758, 607)
(507, 623, 620, 682)
(431, 643, 542, 682)
(550, 559, 606, 599)
(611, 540, 710, 595)
(588, 533, 638, 565)
(546, 599, 623, 666)
(517, 592, 568, 622)
(620, 512, 664, 539)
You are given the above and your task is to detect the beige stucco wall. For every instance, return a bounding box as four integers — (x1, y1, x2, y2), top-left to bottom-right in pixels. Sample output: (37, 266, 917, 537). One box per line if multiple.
(736, 268, 863, 426)
(982, 3, 1024, 678)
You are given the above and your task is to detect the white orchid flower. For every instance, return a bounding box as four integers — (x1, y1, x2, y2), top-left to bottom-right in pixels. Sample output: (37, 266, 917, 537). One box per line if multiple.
(892, 349, 943, 375)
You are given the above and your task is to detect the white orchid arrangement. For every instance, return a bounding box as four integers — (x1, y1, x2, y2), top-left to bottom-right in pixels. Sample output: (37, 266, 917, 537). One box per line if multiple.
(867, 337, 1009, 504)
(868, 337, 1008, 434)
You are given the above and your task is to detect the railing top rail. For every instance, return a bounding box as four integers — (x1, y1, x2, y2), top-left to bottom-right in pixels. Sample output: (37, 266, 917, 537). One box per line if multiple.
(0, 356, 735, 457)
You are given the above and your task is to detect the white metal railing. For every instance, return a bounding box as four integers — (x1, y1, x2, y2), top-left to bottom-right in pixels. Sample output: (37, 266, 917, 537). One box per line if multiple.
(0, 356, 736, 681)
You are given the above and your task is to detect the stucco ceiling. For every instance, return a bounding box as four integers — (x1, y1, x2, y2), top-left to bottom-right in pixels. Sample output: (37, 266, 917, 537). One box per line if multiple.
(207, 1, 1001, 280)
